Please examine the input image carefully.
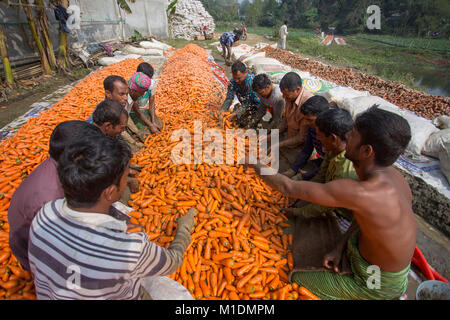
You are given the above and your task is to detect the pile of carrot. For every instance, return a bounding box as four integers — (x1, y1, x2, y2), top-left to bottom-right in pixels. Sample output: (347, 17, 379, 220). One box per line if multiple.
(0, 58, 143, 300)
(128, 44, 320, 300)
(0, 43, 321, 300)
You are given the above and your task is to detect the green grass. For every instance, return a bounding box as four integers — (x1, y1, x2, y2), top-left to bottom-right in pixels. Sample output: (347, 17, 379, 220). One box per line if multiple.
(238, 26, 449, 94)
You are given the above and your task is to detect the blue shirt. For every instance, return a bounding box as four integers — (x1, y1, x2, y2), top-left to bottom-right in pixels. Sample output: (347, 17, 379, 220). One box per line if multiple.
(291, 127, 325, 173)
(222, 73, 260, 111)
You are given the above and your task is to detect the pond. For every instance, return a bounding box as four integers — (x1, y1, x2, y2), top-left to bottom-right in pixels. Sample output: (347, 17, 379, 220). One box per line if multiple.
(415, 69, 450, 97)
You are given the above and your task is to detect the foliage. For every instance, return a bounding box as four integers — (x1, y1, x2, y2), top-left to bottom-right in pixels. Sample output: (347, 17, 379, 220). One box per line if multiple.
(117, 0, 135, 14)
(200, 0, 450, 37)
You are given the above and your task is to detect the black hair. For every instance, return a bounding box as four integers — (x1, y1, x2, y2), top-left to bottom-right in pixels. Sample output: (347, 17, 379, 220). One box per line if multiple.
(279, 72, 302, 91)
(57, 135, 132, 208)
(137, 62, 154, 79)
(92, 99, 128, 127)
(49, 120, 103, 162)
(103, 75, 127, 92)
(284, 21, 288, 25)
(231, 60, 247, 75)
(355, 105, 411, 167)
(252, 74, 272, 92)
(315, 108, 353, 141)
(301, 95, 330, 116)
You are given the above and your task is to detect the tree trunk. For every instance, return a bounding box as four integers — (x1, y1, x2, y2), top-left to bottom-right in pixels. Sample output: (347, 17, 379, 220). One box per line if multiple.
(0, 25, 14, 86)
(20, 0, 52, 75)
(55, 0, 72, 73)
(36, 0, 57, 70)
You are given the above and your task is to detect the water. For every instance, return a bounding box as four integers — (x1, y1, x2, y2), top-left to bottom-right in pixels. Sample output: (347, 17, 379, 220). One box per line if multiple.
(415, 71, 450, 97)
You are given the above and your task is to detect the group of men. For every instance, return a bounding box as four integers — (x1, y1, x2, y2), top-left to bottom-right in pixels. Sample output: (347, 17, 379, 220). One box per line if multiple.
(223, 60, 417, 299)
(6, 53, 417, 300)
(7, 62, 198, 299)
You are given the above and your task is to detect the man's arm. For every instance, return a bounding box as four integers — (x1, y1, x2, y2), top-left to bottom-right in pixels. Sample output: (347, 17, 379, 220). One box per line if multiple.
(221, 82, 236, 112)
(131, 101, 159, 133)
(250, 162, 363, 211)
(323, 220, 358, 273)
(268, 99, 285, 129)
(130, 208, 198, 277)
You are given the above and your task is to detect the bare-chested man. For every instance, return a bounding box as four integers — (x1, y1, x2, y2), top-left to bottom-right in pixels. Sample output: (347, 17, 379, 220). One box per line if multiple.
(245, 106, 416, 300)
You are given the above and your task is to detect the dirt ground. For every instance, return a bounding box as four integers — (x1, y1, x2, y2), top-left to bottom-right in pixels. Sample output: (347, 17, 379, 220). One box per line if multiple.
(0, 67, 95, 129)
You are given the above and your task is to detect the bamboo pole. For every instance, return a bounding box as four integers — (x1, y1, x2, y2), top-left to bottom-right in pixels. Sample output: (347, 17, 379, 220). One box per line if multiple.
(36, 0, 57, 70)
(0, 25, 14, 86)
(20, 0, 52, 75)
(56, 0, 70, 73)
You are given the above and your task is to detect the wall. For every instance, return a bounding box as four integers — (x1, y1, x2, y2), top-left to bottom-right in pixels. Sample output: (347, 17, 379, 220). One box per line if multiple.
(0, 0, 168, 64)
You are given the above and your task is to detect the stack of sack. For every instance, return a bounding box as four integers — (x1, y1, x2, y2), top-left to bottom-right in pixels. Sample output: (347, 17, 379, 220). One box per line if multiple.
(169, 0, 215, 39)
(98, 39, 172, 66)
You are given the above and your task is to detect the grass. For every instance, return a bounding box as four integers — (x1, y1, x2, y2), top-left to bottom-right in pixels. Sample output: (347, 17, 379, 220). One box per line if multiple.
(239, 26, 449, 94)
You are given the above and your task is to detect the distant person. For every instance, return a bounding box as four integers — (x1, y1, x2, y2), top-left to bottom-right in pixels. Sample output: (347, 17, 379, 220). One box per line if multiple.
(219, 30, 242, 65)
(8, 121, 130, 271)
(246, 106, 416, 300)
(221, 61, 260, 128)
(28, 135, 198, 300)
(279, 21, 288, 50)
(252, 73, 286, 130)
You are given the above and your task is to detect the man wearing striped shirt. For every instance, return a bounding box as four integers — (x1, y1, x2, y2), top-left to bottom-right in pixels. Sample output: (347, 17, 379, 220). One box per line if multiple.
(28, 135, 197, 299)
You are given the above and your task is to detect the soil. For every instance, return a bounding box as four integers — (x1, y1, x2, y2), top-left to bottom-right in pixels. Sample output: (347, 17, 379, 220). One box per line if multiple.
(0, 67, 95, 128)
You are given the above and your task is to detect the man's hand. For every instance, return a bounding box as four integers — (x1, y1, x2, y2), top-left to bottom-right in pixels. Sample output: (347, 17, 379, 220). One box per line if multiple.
(323, 246, 343, 273)
(147, 123, 160, 134)
(177, 208, 199, 233)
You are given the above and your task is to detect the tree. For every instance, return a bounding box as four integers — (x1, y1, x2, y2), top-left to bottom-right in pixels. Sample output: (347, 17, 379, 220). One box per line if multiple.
(0, 25, 14, 86)
(35, 0, 56, 70)
(20, 0, 52, 75)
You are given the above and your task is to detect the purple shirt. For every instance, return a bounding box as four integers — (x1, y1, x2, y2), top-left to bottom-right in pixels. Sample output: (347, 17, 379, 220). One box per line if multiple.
(8, 157, 131, 271)
(8, 157, 64, 271)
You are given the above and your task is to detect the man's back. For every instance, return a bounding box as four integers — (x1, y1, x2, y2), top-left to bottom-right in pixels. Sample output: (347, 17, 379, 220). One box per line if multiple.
(28, 199, 177, 299)
(8, 157, 63, 270)
(353, 167, 416, 272)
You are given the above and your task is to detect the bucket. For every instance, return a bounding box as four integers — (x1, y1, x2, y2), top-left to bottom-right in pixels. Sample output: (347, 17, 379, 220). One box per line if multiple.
(416, 280, 450, 300)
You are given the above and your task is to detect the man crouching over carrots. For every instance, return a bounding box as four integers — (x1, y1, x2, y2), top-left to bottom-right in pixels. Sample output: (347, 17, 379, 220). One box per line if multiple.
(28, 134, 196, 300)
(245, 106, 416, 300)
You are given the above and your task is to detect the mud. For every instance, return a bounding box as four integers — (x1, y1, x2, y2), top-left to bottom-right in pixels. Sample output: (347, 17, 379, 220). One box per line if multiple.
(399, 167, 450, 238)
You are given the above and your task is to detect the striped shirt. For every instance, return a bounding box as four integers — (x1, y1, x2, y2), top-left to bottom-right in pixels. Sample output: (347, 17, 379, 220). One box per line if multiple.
(28, 199, 183, 300)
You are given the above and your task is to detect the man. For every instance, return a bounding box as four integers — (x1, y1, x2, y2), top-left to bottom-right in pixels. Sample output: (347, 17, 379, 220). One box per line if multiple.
(92, 99, 128, 137)
(87, 75, 144, 150)
(278, 72, 314, 149)
(7, 121, 130, 271)
(281, 108, 358, 221)
(28, 135, 197, 299)
(134, 63, 163, 133)
(252, 73, 286, 130)
(246, 106, 416, 300)
(279, 21, 288, 50)
(219, 30, 242, 65)
(221, 61, 261, 128)
(92, 99, 143, 197)
(282, 95, 329, 181)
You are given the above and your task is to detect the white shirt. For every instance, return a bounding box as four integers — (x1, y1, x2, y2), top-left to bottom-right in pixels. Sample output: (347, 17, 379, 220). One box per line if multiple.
(280, 24, 288, 38)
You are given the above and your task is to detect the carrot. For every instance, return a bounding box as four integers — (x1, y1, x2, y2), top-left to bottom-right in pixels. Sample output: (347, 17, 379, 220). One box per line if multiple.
(299, 286, 321, 300)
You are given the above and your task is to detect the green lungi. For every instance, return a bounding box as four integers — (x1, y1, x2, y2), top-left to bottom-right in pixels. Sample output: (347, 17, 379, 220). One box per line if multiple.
(291, 230, 410, 300)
